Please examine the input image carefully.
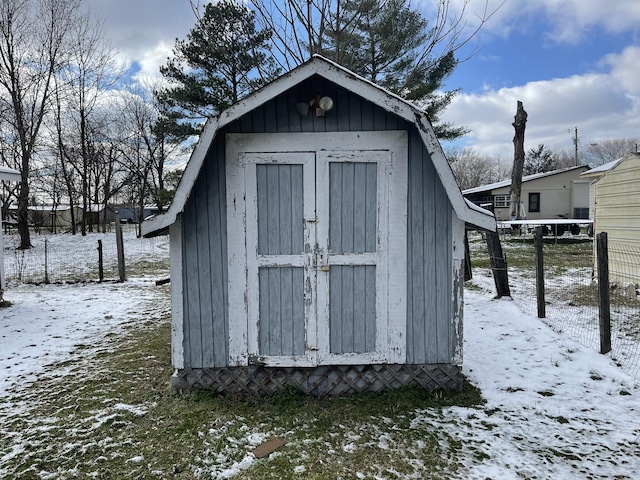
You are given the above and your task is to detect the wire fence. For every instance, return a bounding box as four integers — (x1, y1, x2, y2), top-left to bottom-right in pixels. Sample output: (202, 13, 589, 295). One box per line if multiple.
(3, 225, 169, 285)
(508, 236, 640, 379)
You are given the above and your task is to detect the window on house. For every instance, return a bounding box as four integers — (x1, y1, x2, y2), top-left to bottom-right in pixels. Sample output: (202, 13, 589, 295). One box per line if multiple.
(573, 207, 589, 219)
(529, 192, 540, 212)
(493, 195, 510, 208)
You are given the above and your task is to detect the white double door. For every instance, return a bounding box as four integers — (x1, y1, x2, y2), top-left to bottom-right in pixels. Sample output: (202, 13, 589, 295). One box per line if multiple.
(226, 132, 407, 367)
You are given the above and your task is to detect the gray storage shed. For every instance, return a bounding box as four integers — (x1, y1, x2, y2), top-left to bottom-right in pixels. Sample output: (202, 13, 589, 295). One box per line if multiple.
(142, 55, 495, 396)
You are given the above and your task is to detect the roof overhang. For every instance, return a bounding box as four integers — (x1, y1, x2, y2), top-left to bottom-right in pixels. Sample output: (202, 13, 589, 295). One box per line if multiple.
(142, 55, 494, 237)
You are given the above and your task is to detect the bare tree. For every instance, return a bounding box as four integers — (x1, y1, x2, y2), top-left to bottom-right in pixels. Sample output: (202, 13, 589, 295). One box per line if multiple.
(509, 101, 527, 221)
(50, 77, 83, 234)
(118, 85, 182, 236)
(446, 147, 510, 190)
(249, 0, 502, 139)
(60, 11, 122, 235)
(0, 0, 82, 248)
(250, 0, 504, 70)
(581, 138, 640, 166)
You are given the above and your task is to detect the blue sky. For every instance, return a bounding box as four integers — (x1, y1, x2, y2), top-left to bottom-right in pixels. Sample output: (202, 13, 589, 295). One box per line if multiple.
(437, 0, 640, 156)
(93, 0, 640, 158)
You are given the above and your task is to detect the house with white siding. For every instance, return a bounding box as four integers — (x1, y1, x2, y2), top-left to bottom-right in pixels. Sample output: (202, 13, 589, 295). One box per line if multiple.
(142, 55, 495, 396)
(464, 166, 590, 222)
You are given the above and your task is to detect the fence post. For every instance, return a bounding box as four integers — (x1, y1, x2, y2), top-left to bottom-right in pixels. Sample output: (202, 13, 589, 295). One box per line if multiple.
(597, 232, 611, 354)
(97, 239, 104, 282)
(115, 213, 126, 282)
(485, 230, 511, 298)
(464, 231, 472, 281)
(44, 238, 50, 284)
(534, 226, 545, 318)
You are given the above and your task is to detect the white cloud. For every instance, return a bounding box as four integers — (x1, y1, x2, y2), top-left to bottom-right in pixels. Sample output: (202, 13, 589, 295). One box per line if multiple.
(132, 41, 175, 83)
(602, 46, 640, 94)
(87, 0, 195, 79)
(463, 0, 640, 44)
(539, 0, 640, 43)
(442, 64, 640, 156)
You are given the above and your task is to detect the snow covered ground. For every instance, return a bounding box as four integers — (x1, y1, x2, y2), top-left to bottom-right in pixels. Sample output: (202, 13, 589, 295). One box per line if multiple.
(1, 232, 639, 478)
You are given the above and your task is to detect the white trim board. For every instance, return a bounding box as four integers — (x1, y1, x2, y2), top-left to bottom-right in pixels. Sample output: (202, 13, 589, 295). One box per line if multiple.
(226, 131, 407, 367)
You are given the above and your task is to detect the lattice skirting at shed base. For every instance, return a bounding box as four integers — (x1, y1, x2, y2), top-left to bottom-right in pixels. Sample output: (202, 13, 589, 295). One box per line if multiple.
(171, 364, 463, 397)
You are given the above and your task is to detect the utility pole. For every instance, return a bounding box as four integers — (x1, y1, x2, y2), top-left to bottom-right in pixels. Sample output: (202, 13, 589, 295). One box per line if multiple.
(573, 126, 579, 166)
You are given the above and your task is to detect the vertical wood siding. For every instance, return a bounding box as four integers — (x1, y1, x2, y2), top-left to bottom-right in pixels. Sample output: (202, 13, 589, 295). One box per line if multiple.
(181, 75, 453, 367)
(329, 265, 376, 353)
(256, 163, 306, 356)
(406, 134, 453, 364)
(181, 138, 228, 368)
(256, 164, 304, 255)
(259, 267, 305, 355)
(329, 162, 377, 254)
(328, 161, 378, 354)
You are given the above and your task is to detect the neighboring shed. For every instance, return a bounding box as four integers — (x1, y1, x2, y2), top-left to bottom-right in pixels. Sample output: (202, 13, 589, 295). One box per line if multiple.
(579, 157, 624, 221)
(25, 205, 82, 232)
(589, 153, 640, 285)
(1, 165, 21, 300)
(142, 55, 495, 396)
(464, 166, 590, 222)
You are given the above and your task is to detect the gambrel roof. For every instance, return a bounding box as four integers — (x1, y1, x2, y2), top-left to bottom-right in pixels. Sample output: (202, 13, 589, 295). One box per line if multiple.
(142, 55, 495, 237)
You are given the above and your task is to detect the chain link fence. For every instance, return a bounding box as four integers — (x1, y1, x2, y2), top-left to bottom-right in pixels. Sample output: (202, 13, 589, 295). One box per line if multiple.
(517, 238, 639, 378)
(469, 232, 640, 379)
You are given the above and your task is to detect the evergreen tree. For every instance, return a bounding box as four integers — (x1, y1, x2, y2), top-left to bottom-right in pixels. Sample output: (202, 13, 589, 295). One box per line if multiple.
(524, 144, 558, 175)
(156, 0, 280, 139)
(324, 0, 466, 139)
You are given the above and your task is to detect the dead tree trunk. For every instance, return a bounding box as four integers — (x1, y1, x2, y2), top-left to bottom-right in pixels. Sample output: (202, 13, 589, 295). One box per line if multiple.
(509, 101, 528, 221)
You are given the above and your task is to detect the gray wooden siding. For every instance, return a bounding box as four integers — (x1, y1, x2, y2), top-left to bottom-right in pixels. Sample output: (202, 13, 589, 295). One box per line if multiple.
(181, 75, 454, 367)
(406, 133, 453, 364)
(181, 137, 228, 368)
(258, 267, 305, 355)
(256, 163, 306, 356)
(330, 265, 376, 353)
(329, 162, 377, 253)
(257, 164, 303, 255)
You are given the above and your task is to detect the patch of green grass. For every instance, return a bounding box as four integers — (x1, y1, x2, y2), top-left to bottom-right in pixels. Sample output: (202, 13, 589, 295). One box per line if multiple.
(125, 258, 170, 277)
(467, 231, 594, 272)
(0, 299, 12, 308)
(0, 298, 485, 480)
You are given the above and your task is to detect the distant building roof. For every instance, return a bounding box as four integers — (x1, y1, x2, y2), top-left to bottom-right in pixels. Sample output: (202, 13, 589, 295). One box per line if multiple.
(0, 166, 20, 182)
(579, 158, 624, 177)
(7, 205, 75, 211)
(463, 165, 589, 195)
